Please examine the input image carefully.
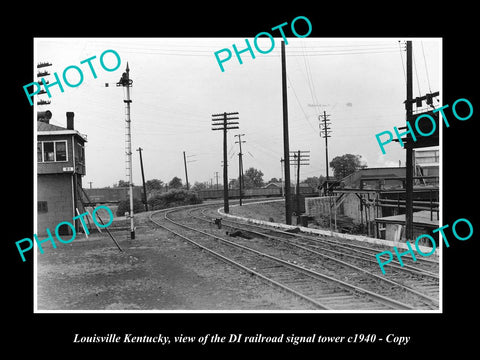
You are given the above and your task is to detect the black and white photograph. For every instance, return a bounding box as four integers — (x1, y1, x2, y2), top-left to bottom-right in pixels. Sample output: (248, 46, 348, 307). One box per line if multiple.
(7, 7, 478, 355)
(33, 36, 442, 313)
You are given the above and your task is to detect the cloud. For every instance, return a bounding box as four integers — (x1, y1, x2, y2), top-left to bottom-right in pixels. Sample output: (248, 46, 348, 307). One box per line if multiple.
(375, 153, 401, 168)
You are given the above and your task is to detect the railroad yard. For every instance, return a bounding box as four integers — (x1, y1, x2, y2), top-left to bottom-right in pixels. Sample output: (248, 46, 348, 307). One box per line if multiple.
(37, 200, 439, 311)
(34, 38, 442, 313)
(18, 14, 480, 357)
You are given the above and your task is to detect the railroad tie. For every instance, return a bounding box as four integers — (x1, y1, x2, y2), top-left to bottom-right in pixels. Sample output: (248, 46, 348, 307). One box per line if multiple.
(226, 230, 253, 239)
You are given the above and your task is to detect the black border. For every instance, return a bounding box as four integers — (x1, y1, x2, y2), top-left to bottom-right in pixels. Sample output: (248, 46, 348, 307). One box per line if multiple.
(7, 5, 479, 355)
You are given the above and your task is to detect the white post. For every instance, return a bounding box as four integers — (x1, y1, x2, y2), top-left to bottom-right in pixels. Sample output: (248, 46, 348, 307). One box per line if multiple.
(125, 75, 135, 240)
(76, 208, 89, 238)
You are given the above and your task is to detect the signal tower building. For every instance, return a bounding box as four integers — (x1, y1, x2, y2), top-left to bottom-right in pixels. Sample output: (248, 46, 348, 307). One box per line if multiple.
(37, 111, 87, 235)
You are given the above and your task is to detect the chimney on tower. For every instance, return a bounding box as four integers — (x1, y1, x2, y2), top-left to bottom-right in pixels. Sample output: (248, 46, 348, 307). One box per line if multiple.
(66, 112, 74, 130)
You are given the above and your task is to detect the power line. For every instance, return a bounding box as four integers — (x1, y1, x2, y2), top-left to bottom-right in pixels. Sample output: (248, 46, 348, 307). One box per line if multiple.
(287, 76, 316, 132)
(301, 41, 320, 112)
(398, 41, 406, 86)
(421, 41, 432, 93)
(90, 46, 400, 58)
(412, 49, 422, 97)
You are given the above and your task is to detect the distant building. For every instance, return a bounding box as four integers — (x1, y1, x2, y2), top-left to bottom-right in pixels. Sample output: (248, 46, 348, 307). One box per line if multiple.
(263, 182, 314, 194)
(37, 112, 87, 235)
(263, 182, 282, 190)
(374, 210, 439, 246)
(83, 187, 143, 204)
(305, 165, 439, 240)
(414, 147, 439, 186)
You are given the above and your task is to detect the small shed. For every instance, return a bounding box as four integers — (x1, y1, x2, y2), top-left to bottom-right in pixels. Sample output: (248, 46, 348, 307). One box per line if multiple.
(374, 210, 439, 246)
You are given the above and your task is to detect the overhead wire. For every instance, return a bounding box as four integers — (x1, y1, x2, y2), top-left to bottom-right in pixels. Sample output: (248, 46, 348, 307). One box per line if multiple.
(83, 40, 400, 58)
(412, 49, 422, 98)
(421, 41, 432, 93)
(398, 41, 406, 86)
(287, 76, 317, 132)
(301, 40, 320, 109)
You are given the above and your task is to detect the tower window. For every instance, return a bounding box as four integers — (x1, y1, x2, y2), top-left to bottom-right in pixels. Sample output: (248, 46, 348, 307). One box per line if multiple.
(38, 201, 48, 213)
(38, 140, 68, 162)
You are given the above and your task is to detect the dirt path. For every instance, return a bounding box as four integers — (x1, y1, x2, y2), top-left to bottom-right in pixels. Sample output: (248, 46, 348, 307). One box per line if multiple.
(36, 210, 311, 310)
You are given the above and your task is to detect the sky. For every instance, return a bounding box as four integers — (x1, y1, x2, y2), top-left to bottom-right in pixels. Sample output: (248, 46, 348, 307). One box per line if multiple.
(34, 37, 441, 188)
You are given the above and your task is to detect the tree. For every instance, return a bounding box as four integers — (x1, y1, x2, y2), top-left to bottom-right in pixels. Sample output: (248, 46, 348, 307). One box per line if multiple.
(329, 154, 367, 180)
(114, 180, 130, 187)
(145, 179, 164, 193)
(191, 181, 207, 191)
(302, 176, 325, 190)
(229, 178, 239, 189)
(243, 167, 264, 189)
(148, 189, 202, 210)
(168, 176, 183, 189)
(116, 198, 145, 216)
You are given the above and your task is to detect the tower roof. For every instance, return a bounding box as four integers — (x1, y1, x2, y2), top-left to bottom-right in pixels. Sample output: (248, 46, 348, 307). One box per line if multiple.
(37, 121, 67, 132)
(37, 121, 87, 142)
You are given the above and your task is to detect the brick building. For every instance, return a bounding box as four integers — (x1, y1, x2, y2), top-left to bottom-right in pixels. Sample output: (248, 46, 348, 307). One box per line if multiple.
(37, 112, 87, 235)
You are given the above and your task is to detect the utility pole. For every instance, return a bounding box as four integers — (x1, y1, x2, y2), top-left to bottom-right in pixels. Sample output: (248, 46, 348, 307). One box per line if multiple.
(116, 62, 135, 239)
(88, 181, 93, 189)
(234, 133, 245, 206)
(280, 158, 284, 197)
(212, 112, 239, 213)
(281, 41, 292, 225)
(289, 150, 310, 219)
(137, 147, 148, 211)
(405, 40, 414, 241)
(183, 151, 190, 190)
(319, 111, 333, 228)
(215, 171, 219, 190)
(319, 111, 332, 181)
(398, 41, 439, 239)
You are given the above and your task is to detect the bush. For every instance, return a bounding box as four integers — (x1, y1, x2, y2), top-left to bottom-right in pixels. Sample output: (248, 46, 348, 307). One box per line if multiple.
(147, 189, 202, 210)
(116, 198, 146, 217)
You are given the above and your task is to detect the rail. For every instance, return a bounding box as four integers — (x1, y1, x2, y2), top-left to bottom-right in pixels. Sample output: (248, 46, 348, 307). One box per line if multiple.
(149, 205, 424, 310)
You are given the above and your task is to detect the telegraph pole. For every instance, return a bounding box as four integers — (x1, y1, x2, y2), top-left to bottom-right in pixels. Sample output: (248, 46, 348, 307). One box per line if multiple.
(280, 158, 284, 197)
(405, 41, 414, 241)
(289, 150, 310, 217)
(281, 41, 292, 225)
(319, 111, 333, 228)
(212, 112, 239, 213)
(215, 172, 219, 190)
(137, 147, 148, 211)
(183, 151, 190, 190)
(319, 111, 332, 181)
(234, 133, 245, 206)
(117, 62, 135, 239)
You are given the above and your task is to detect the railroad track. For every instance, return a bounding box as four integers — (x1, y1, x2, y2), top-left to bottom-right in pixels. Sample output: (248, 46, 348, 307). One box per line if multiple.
(200, 207, 440, 275)
(149, 204, 437, 310)
(204, 206, 439, 274)
(193, 206, 439, 308)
